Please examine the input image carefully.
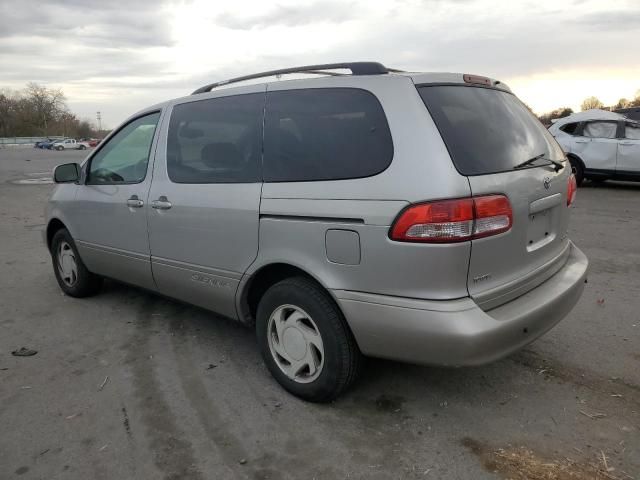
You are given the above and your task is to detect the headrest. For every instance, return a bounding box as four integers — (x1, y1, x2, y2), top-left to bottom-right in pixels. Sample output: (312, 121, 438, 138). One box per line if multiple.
(201, 142, 242, 169)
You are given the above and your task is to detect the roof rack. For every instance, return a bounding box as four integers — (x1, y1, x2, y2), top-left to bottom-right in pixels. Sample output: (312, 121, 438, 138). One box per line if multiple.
(192, 62, 391, 95)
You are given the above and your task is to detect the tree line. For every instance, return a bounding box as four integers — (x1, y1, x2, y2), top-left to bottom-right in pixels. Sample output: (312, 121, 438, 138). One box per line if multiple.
(538, 91, 640, 125)
(0, 83, 101, 138)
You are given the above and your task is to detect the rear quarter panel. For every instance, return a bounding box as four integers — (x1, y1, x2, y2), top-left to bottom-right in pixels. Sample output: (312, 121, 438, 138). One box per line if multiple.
(249, 75, 472, 302)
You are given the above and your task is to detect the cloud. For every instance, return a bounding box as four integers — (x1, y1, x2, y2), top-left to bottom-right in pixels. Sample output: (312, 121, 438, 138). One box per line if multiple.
(2, 0, 639, 126)
(0, 0, 175, 47)
(573, 10, 640, 30)
(214, 1, 358, 30)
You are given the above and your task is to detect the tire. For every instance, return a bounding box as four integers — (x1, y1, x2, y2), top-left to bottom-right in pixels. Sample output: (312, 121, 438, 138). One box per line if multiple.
(568, 157, 584, 187)
(79, 145, 86, 150)
(256, 276, 362, 402)
(51, 228, 102, 297)
(56, 145, 63, 151)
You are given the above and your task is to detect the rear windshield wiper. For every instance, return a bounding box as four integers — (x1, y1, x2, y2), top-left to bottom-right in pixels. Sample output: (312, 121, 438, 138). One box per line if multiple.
(514, 153, 564, 172)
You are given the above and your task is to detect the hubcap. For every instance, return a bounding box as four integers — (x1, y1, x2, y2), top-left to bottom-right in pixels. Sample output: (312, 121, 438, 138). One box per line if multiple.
(267, 305, 324, 383)
(57, 241, 78, 287)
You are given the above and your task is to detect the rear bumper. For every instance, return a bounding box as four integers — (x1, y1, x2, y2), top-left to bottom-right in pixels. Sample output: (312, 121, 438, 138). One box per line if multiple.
(333, 241, 588, 366)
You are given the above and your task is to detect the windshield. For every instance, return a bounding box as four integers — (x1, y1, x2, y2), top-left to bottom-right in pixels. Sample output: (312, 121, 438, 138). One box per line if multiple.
(418, 85, 564, 176)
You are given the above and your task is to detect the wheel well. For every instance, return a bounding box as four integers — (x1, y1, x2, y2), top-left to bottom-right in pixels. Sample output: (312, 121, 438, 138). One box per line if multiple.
(566, 153, 584, 170)
(243, 263, 324, 323)
(46, 219, 67, 251)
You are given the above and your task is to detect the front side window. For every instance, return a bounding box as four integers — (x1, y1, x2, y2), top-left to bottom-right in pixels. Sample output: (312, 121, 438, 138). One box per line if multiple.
(560, 122, 579, 135)
(583, 121, 618, 139)
(624, 122, 640, 140)
(88, 112, 160, 184)
(263, 88, 393, 182)
(167, 93, 264, 184)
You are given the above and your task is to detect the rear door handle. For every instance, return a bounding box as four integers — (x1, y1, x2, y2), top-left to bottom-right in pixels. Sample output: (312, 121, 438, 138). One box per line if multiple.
(151, 196, 172, 210)
(575, 139, 590, 143)
(619, 142, 634, 146)
(126, 195, 144, 208)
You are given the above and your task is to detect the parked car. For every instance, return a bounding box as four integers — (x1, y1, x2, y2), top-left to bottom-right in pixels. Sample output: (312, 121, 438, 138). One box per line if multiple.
(50, 139, 88, 151)
(88, 138, 101, 147)
(34, 138, 53, 148)
(548, 109, 640, 185)
(36, 139, 57, 149)
(615, 107, 640, 121)
(45, 62, 588, 401)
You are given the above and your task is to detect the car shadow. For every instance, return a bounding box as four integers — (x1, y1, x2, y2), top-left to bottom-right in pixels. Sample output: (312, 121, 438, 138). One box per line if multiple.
(99, 279, 556, 408)
(582, 180, 640, 191)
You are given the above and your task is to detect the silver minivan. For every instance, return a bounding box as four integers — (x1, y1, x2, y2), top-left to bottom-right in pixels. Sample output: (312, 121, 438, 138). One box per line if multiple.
(46, 62, 588, 401)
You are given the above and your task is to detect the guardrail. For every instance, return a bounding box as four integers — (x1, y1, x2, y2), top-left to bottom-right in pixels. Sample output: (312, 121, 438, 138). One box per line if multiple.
(0, 136, 65, 146)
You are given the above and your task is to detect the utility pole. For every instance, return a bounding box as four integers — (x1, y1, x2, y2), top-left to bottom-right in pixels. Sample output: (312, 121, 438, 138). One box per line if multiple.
(96, 111, 102, 133)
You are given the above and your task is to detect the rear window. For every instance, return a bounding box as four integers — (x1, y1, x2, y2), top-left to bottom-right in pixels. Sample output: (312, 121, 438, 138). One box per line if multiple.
(263, 88, 393, 182)
(418, 85, 564, 176)
(625, 122, 640, 140)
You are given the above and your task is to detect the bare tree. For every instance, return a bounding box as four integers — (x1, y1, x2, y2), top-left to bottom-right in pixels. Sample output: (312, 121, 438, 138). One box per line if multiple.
(538, 107, 573, 126)
(581, 96, 604, 111)
(24, 82, 67, 135)
(613, 98, 629, 109)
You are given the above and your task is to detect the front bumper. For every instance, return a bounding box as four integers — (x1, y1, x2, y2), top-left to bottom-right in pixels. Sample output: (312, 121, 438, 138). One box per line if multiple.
(333, 241, 588, 366)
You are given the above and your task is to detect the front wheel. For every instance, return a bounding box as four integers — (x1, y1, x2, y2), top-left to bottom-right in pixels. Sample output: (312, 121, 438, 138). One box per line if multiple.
(51, 229, 102, 297)
(79, 145, 86, 150)
(256, 276, 362, 402)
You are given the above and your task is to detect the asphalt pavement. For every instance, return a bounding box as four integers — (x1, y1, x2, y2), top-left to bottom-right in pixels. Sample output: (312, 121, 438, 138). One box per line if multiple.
(0, 146, 638, 479)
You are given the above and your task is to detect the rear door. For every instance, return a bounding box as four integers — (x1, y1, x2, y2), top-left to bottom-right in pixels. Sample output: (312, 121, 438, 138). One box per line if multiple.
(419, 85, 572, 309)
(147, 87, 265, 319)
(617, 121, 640, 173)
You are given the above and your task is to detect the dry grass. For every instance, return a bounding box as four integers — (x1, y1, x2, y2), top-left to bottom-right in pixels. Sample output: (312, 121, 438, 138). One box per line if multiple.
(461, 438, 632, 480)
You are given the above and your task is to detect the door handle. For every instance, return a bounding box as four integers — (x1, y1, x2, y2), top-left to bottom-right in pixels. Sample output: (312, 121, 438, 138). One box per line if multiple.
(126, 195, 144, 208)
(575, 139, 590, 143)
(619, 142, 634, 146)
(151, 196, 172, 210)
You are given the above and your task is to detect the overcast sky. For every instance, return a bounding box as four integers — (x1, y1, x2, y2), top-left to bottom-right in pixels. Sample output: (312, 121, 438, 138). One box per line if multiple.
(1, 0, 638, 128)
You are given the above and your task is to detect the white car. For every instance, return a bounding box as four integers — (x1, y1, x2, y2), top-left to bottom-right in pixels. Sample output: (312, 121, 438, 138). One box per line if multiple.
(548, 109, 640, 185)
(50, 139, 89, 151)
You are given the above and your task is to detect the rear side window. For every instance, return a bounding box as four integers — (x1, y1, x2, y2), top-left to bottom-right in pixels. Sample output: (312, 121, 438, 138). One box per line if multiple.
(263, 88, 393, 182)
(560, 122, 579, 135)
(167, 93, 264, 183)
(583, 121, 617, 139)
(418, 85, 563, 176)
(625, 122, 640, 140)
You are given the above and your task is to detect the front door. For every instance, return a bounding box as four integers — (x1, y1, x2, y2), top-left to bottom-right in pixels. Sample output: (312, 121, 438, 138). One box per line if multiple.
(147, 87, 265, 319)
(617, 122, 640, 174)
(579, 120, 619, 172)
(71, 111, 162, 290)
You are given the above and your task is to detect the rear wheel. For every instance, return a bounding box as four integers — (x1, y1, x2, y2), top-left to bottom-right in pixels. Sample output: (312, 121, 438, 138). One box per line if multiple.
(56, 145, 63, 151)
(51, 229, 102, 297)
(256, 276, 362, 402)
(568, 157, 584, 186)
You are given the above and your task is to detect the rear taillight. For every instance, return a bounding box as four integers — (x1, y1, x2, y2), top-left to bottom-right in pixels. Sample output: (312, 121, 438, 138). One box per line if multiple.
(390, 195, 512, 243)
(567, 174, 577, 206)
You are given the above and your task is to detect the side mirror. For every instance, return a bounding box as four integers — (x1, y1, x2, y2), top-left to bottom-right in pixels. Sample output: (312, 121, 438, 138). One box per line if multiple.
(53, 163, 80, 183)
